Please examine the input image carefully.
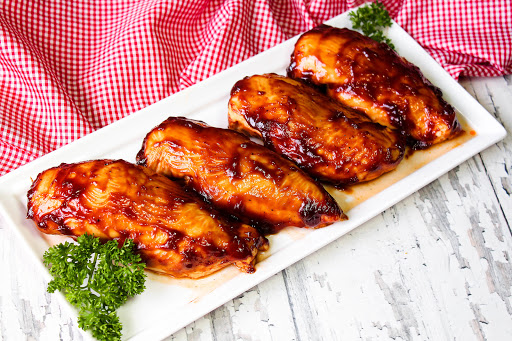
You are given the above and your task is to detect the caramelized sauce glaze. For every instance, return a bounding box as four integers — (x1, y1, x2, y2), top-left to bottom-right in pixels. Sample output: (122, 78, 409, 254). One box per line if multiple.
(27, 160, 268, 278)
(287, 25, 461, 148)
(137, 117, 345, 234)
(228, 73, 405, 186)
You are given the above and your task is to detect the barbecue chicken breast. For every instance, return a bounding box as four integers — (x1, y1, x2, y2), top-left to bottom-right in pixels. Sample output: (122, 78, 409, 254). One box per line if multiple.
(287, 25, 461, 148)
(137, 117, 346, 234)
(27, 160, 268, 278)
(228, 74, 405, 185)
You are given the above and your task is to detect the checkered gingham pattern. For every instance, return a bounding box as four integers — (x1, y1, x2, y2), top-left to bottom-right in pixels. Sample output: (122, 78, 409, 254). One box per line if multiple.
(1, 0, 511, 176)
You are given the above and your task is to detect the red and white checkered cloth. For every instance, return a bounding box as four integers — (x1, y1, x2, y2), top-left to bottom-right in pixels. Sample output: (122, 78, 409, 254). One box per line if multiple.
(1, 0, 511, 176)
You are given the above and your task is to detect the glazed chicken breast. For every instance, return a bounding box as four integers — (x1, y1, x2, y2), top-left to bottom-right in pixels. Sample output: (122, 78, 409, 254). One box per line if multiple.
(228, 74, 405, 185)
(27, 160, 268, 278)
(137, 117, 346, 234)
(287, 25, 461, 148)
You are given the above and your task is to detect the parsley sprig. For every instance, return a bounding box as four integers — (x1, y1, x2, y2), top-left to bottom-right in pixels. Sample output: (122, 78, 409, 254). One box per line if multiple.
(43, 234, 147, 341)
(349, 0, 395, 50)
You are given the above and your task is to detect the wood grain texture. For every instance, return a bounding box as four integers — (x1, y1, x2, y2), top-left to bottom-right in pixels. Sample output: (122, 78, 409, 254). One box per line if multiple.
(1, 76, 511, 341)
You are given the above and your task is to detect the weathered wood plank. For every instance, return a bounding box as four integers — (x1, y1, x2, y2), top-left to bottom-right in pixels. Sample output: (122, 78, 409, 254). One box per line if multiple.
(0, 216, 85, 341)
(460, 76, 512, 233)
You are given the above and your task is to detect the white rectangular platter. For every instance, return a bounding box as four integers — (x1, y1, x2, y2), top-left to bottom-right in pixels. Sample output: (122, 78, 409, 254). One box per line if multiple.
(0, 10, 506, 341)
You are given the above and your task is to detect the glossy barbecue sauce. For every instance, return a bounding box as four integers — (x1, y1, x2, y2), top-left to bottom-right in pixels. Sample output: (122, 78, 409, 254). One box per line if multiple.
(137, 117, 344, 235)
(287, 25, 461, 149)
(27, 160, 263, 275)
(230, 75, 405, 186)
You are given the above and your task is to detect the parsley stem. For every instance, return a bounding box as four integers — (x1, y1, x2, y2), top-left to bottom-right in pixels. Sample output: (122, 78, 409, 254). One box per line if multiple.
(87, 252, 98, 287)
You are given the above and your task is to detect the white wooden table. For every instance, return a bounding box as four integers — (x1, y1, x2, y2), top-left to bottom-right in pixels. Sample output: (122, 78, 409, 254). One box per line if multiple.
(1, 75, 511, 341)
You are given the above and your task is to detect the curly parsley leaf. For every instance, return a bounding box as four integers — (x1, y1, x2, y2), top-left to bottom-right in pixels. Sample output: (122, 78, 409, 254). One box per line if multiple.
(43, 234, 146, 341)
(349, 0, 395, 50)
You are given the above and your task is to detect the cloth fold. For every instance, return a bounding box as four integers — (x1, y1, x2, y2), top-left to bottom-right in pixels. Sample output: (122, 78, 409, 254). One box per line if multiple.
(1, 0, 511, 176)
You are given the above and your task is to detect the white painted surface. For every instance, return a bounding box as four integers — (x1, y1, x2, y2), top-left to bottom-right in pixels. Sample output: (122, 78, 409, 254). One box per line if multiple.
(1, 75, 511, 341)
